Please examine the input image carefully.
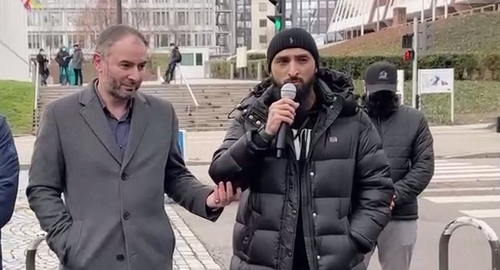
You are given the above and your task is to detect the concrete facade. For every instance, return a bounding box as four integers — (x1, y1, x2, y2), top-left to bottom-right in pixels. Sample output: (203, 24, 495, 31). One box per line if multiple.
(328, 0, 499, 39)
(0, 0, 30, 81)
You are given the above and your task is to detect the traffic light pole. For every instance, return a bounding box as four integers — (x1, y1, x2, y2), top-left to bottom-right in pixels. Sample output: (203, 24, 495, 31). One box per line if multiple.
(412, 16, 419, 109)
(268, 0, 286, 31)
(117, 0, 123, 24)
(291, 0, 297, 27)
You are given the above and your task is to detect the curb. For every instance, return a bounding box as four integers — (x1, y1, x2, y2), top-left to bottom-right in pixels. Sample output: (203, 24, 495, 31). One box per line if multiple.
(20, 153, 500, 170)
(20, 160, 213, 171)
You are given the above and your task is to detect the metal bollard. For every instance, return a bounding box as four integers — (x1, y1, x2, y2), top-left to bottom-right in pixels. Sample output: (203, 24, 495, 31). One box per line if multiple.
(439, 216, 500, 270)
(496, 116, 500, 133)
(25, 232, 47, 270)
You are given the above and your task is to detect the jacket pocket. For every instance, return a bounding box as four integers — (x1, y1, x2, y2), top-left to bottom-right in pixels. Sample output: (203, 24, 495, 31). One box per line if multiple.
(238, 210, 261, 260)
(63, 221, 83, 266)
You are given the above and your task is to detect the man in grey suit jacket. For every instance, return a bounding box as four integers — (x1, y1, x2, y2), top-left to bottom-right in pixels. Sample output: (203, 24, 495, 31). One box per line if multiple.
(27, 24, 239, 270)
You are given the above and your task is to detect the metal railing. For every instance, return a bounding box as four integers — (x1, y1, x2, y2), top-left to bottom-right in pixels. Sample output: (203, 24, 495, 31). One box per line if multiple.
(176, 63, 199, 107)
(439, 216, 500, 270)
(25, 232, 47, 270)
(379, 2, 500, 32)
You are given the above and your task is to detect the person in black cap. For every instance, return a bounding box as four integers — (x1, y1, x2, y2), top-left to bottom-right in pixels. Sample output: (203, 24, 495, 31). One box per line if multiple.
(209, 28, 394, 270)
(362, 61, 435, 270)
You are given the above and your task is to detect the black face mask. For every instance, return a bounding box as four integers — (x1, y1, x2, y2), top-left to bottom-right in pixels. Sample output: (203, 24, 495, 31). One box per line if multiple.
(272, 76, 316, 129)
(363, 91, 398, 118)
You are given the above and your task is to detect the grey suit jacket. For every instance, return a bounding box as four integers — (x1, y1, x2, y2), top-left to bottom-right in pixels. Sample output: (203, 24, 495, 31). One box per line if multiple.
(27, 80, 221, 270)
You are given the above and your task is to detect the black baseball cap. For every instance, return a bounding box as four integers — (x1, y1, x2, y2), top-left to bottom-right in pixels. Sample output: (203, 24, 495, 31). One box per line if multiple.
(364, 61, 397, 94)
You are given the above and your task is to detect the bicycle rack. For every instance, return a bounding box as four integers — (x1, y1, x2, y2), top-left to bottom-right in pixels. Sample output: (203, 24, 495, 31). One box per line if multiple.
(439, 216, 500, 270)
(25, 231, 47, 270)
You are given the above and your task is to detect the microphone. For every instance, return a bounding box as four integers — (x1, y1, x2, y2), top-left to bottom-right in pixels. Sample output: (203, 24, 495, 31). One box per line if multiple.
(276, 83, 297, 158)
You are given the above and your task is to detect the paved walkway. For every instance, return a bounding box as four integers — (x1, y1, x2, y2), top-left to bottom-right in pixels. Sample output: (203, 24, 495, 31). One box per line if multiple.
(1, 171, 221, 270)
(14, 123, 500, 167)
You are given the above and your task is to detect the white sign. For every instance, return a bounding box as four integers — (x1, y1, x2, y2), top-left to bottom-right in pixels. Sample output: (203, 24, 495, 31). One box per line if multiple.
(418, 68, 454, 94)
(417, 68, 455, 123)
(236, 46, 247, 69)
(397, 69, 405, 104)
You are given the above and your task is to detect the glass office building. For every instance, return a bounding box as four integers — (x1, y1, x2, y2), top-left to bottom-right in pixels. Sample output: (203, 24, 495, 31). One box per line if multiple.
(235, 0, 337, 48)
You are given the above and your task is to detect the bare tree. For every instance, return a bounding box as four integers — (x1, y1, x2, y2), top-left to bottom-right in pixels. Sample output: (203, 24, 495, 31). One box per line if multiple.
(76, 0, 117, 46)
(75, 0, 152, 47)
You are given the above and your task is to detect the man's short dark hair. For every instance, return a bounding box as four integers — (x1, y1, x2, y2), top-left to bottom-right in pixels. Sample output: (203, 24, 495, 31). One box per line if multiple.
(95, 24, 149, 57)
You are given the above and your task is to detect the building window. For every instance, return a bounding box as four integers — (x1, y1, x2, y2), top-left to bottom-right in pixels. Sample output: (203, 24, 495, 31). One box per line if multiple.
(28, 34, 41, 49)
(177, 11, 189, 25)
(181, 53, 194, 66)
(27, 12, 40, 26)
(44, 11, 62, 27)
(259, 3, 267, 12)
(130, 11, 150, 28)
(259, 19, 267, 27)
(194, 11, 202, 25)
(259, 35, 267, 44)
(153, 11, 169, 26)
(195, 53, 203, 66)
(154, 34, 170, 47)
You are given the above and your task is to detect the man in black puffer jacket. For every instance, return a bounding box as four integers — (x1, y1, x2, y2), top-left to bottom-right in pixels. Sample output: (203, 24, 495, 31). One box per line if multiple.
(209, 28, 394, 270)
(361, 62, 435, 270)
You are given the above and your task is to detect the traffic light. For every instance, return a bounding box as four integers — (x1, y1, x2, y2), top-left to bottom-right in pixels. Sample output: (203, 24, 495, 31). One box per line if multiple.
(404, 49, 415, 62)
(267, 0, 286, 32)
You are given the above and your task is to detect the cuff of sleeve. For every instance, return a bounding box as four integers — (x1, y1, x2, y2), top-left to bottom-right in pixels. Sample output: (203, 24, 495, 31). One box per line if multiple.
(393, 184, 404, 204)
(196, 187, 223, 222)
(350, 230, 373, 254)
(251, 128, 272, 149)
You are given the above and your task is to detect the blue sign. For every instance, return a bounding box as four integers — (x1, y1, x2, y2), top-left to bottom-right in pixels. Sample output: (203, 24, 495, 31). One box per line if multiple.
(178, 130, 187, 161)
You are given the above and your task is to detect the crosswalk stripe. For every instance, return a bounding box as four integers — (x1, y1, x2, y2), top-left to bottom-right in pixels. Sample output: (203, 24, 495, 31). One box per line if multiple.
(430, 177, 500, 183)
(433, 173, 500, 179)
(460, 209, 500, 219)
(424, 187, 500, 193)
(424, 195, 500, 203)
(435, 165, 496, 169)
(435, 159, 453, 163)
(434, 168, 500, 174)
(434, 162, 472, 167)
(422, 159, 500, 219)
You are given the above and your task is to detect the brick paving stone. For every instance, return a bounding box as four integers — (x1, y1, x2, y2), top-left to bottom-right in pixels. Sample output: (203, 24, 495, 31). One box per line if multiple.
(2, 185, 221, 270)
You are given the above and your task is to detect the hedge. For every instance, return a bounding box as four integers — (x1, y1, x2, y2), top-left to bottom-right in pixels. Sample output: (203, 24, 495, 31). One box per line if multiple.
(207, 54, 500, 125)
(0, 80, 35, 135)
(209, 53, 500, 81)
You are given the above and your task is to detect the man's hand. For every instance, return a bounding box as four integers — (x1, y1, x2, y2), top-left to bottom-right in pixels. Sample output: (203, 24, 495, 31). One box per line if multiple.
(390, 194, 396, 210)
(265, 99, 299, 135)
(206, 181, 242, 209)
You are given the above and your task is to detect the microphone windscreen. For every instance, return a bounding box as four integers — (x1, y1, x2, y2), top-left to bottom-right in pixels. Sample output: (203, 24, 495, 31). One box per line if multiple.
(280, 83, 297, 100)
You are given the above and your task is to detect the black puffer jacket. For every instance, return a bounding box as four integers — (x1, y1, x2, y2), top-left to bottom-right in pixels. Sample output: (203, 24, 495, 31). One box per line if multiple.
(209, 69, 394, 270)
(367, 104, 434, 220)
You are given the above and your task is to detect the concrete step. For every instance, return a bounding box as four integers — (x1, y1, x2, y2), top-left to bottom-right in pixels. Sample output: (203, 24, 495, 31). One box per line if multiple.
(34, 84, 257, 132)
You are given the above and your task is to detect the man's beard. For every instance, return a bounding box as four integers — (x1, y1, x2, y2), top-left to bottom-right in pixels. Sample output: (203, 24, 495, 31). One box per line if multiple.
(272, 76, 315, 106)
(107, 76, 140, 101)
(364, 91, 398, 118)
(272, 76, 315, 128)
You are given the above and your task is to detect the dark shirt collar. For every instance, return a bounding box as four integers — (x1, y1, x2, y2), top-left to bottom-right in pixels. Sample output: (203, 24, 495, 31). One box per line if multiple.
(93, 79, 133, 119)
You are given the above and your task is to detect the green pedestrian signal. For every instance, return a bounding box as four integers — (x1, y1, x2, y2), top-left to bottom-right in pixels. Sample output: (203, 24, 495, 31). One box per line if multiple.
(268, 0, 285, 32)
(267, 15, 285, 32)
(275, 17, 283, 30)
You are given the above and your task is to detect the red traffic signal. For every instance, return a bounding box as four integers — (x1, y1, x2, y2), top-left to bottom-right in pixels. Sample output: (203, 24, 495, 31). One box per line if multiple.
(404, 49, 415, 61)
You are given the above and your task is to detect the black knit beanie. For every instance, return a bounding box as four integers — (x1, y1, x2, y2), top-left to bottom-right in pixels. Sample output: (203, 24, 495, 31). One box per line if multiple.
(267, 28, 320, 71)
